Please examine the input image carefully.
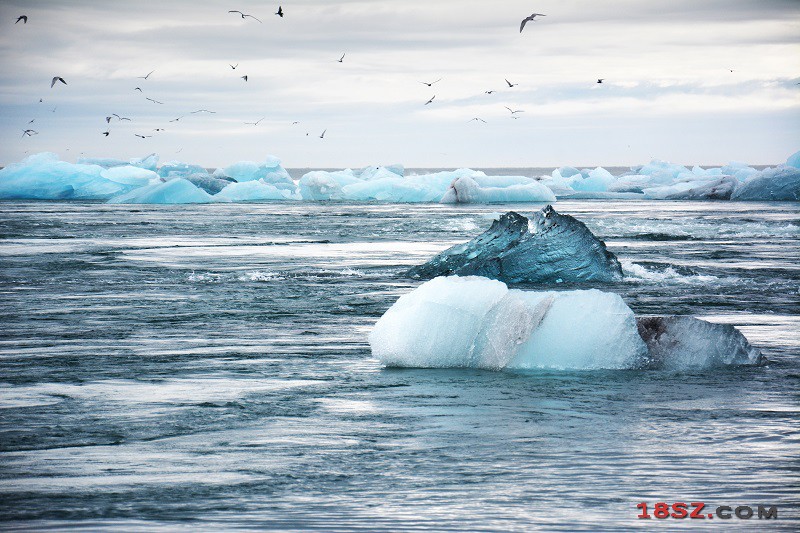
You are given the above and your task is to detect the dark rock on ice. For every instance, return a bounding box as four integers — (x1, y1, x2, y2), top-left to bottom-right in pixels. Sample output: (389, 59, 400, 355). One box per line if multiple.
(407, 205, 623, 283)
(636, 316, 763, 369)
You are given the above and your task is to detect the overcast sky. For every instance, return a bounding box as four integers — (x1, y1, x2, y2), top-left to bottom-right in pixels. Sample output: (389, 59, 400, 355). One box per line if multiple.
(0, 0, 798, 168)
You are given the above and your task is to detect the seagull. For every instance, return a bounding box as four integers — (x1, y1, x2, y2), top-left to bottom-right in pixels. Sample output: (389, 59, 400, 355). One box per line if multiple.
(50, 77, 66, 88)
(190, 109, 216, 114)
(520, 13, 546, 33)
(597, 79, 604, 84)
(337, 53, 345, 63)
(505, 79, 518, 88)
(28, 119, 35, 124)
(153, 128, 165, 132)
(137, 70, 155, 80)
(276, 6, 284, 17)
(230, 63, 238, 69)
(16, 15, 27, 24)
(421, 79, 442, 87)
(469, 118, 487, 123)
(134, 134, 152, 139)
(291, 121, 299, 124)
(485, 90, 497, 94)
(244, 117, 265, 125)
(146, 97, 164, 104)
(505, 106, 524, 114)
(22, 129, 38, 137)
(112, 114, 131, 121)
(241, 75, 248, 82)
(169, 116, 185, 122)
(134, 87, 142, 92)
(39, 98, 42, 103)
(319, 129, 326, 139)
(102, 131, 110, 137)
(105, 116, 113, 123)
(228, 10, 262, 22)
(425, 95, 435, 105)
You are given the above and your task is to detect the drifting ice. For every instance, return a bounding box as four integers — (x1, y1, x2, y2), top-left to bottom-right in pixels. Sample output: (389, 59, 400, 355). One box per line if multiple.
(369, 276, 763, 371)
(1, 150, 798, 203)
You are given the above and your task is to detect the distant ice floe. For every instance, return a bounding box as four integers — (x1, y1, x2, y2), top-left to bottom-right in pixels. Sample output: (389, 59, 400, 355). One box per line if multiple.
(369, 276, 762, 371)
(1, 150, 798, 204)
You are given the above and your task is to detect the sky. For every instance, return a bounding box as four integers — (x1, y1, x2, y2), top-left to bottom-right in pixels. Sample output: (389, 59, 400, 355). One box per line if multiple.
(0, 0, 798, 168)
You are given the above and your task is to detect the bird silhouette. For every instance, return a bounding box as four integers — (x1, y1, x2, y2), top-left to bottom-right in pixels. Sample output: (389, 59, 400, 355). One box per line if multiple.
(505, 79, 518, 88)
(16, 15, 27, 24)
(230, 64, 238, 69)
(421, 79, 442, 87)
(337, 53, 345, 63)
(102, 131, 110, 137)
(485, 90, 497, 94)
(505, 107, 524, 114)
(145, 97, 164, 104)
(244, 117, 265, 125)
(229, 10, 262, 22)
(520, 13, 546, 33)
(138, 70, 155, 80)
(169, 116, 185, 123)
(50, 77, 66, 88)
(425, 95, 435, 105)
(134, 134, 152, 139)
(134, 87, 142, 92)
(469, 118, 487, 123)
(22, 129, 38, 137)
(319, 129, 326, 139)
(241, 75, 248, 82)
(276, 6, 284, 17)
(112, 114, 131, 121)
(191, 109, 216, 114)
(597, 79, 604, 84)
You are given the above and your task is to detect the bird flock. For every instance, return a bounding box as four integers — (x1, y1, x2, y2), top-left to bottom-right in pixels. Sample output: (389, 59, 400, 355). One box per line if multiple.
(13, 8, 614, 146)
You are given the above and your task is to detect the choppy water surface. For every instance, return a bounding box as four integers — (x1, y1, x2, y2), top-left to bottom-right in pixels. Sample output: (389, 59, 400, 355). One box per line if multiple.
(0, 200, 798, 530)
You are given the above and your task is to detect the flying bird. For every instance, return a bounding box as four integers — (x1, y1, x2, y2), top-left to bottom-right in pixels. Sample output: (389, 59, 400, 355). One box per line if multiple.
(134, 134, 152, 139)
(134, 87, 142, 92)
(469, 118, 487, 123)
(153, 128, 165, 132)
(319, 129, 326, 139)
(276, 6, 284, 17)
(244, 117, 265, 125)
(105, 116, 112, 123)
(50, 77, 66, 88)
(597, 79, 604, 84)
(230, 63, 238, 69)
(102, 131, 110, 137)
(169, 116, 185, 123)
(228, 10, 262, 22)
(16, 15, 27, 24)
(505, 79, 518, 88)
(191, 109, 216, 114)
(112, 114, 131, 121)
(337, 53, 345, 63)
(145, 97, 164, 104)
(425, 95, 435, 105)
(291, 121, 299, 124)
(520, 13, 546, 33)
(21, 129, 38, 137)
(485, 90, 497, 94)
(28, 119, 35, 124)
(420, 79, 442, 87)
(241, 75, 248, 82)
(505, 106, 524, 114)
(137, 70, 155, 80)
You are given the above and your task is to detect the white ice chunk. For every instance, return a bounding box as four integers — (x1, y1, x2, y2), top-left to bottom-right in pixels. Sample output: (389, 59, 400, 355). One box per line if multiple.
(214, 180, 299, 202)
(108, 178, 213, 204)
(440, 176, 556, 203)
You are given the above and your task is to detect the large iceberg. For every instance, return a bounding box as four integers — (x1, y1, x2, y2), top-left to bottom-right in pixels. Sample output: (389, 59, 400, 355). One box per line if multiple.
(730, 167, 800, 201)
(219, 156, 295, 190)
(108, 178, 213, 204)
(408, 206, 623, 283)
(370, 276, 648, 370)
(440, 175, 556, 203)
(370, 276, 763, 371)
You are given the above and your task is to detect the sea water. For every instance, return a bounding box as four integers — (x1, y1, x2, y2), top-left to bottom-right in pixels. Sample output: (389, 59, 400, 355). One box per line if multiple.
(0, 199, 798, 529)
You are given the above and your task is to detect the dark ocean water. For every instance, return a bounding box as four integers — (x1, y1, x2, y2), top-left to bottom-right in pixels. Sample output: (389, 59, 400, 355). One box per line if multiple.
(0, 200, 798, 530)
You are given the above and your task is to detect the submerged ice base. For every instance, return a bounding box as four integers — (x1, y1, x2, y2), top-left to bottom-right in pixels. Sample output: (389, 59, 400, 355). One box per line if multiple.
(370, 276, 762, 371)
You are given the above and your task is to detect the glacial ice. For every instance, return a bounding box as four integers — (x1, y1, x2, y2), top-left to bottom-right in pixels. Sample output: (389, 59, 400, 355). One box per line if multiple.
(214, 180, 299, 202)
(370, 276, 763, 371)
(408, 206, 623, 283)
(2, 150, 799, 204)
(108, 178, 213, 204)
(369, 276, 647, 370)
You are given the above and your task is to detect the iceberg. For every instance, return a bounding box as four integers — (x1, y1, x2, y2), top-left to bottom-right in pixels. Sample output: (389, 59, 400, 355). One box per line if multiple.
(370, 276, 763, 371)
(440, 175, 556, 203)
(786, 150, 800, 169)
(369, 276, 647, 370)
(0, 152, 130, 200)
(108, 178, 213, 204)
(644, 176, 738, 200)
(637, 316, 762, 368)
(731, 167, 800, 201)
(221, 156, 295, 190)
(100, 165, 158, 187)
(408, 206, 623, 283)
(214, 180, 299, 202)
(299, 170, 362, 200)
